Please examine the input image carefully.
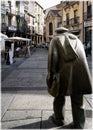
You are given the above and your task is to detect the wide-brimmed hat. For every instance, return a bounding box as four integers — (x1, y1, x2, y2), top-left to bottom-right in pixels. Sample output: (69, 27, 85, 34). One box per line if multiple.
(55, 27, 68, 33)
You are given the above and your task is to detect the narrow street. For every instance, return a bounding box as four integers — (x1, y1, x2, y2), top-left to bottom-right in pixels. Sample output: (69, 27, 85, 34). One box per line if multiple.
(1, 47, 93, 129)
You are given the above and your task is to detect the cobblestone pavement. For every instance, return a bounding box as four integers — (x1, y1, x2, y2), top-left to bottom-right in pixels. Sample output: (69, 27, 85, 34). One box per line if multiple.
(1, 47, 93, 129)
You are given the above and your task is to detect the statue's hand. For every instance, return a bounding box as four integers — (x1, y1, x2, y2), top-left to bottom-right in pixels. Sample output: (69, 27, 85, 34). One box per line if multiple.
(46, 74, 53, 88)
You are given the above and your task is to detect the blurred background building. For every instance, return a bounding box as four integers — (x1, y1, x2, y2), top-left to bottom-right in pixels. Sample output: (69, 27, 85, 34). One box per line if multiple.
(44, 0, 92, 55)
(1, 0, 45, 46)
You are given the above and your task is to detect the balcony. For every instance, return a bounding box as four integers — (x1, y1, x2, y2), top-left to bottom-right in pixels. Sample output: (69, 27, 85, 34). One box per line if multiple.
(63, 1, 79, 9)
(6, 7, 16, 16)
(24, 3, 28, 11)
(1, 23, 7, 32)
(63, 2, 70, 9)
(70, 1, 79, 6)
(63, 17, 80, 27)
(1, 4, 6, 14)
(71, 17, 80, 26)
(57, 21, 62, 27)
(84, 12, 92, 20)
(1, 8, 6, 14)
(23, 0, 29, 4)
(16, 11, 24, 17)
(63, 20, 71, 28)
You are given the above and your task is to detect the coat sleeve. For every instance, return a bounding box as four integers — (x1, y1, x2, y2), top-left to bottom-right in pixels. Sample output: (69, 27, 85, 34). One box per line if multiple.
(46, 38, 59, 87)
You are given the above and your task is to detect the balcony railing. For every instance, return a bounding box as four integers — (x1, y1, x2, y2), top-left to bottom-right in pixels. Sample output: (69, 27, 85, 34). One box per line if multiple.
(70, 1, 79, 6)
(1, 4, 6, 13)
(6, 7, 16, 16)
(84, 12, 92, 20)
(16, 11, 24, 17)
(63, 1, 79, 9)
(24, 0, 29, 4)
(24, 3, 28, 11)
(63, 20, 71, 27)
(71, 17, 80, 26)
(63, 17, 80, 27)
(57, 21, 62, 27)
(1, 8, 6, 14)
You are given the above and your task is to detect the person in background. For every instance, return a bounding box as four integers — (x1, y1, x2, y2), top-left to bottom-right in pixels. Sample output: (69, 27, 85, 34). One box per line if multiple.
(9, 47, 13, 64)
(16, 46, 21, 57)
(5, 47, 10, 65)
(27, 44, 31, 56)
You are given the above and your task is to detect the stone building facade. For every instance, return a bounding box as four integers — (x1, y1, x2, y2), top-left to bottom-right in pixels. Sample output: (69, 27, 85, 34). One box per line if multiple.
(62, 1, 83, 42)
(45, 9, 61, 43)
(1, 0, 44, 45)
(45, 1, 91, 44)
(83, 1, 92, 55)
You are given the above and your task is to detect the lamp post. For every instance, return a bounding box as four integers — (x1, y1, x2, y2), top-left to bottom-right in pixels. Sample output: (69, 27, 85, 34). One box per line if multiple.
(16, 14, 20, 36)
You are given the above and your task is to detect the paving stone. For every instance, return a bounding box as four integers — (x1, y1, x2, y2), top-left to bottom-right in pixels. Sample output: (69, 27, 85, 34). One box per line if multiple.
(4, 70, 20, 78)
(1, 93, 16, 118)
(2, 76, 47, 83)
(9, 69, 47, 75)
(84, 118, 93, 129)
(85, 110, 92, 118)
(1, 65, 10, 69)
(84, 97, 93, 110)
(2, 77, 47, 88)
(1, 48, 92, 129)
(47, 96, 92, 111)
(41, 110, 73, 129)
(2, 82, 47, 89)
(18, 61, 47, 69)
(10, 72, 47, 78)
(64, 96, 92, 110)
(41, 110, 92, 129)
(84, 94, 93, 108)
(41, 110, 57, 129)
(17, 90, 50, 95)
(1, 118, 41, 129)
(8, 93, 54, 110)
(27, 57, 48, 61)
(2, 110, 41, 121)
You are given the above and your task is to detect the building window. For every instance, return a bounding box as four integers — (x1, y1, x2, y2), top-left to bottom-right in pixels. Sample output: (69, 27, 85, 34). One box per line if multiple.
(8, 1, 12, 12)
(66, 13, 69, 25)
(74, 10, 78, 24)
(49, 22, 53, 35)
(1, 14, 6, 23)
(8, 16, 11, 26)
(66, 1, 70, 5)
(87, 3, 92, 18)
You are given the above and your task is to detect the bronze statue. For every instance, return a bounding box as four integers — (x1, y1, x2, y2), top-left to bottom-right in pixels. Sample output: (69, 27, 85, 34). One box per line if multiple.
(46, 27, 92, 129)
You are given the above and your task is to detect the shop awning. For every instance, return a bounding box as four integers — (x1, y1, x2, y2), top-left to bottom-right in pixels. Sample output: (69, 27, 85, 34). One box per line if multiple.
(0, 33, 8, 51)
(4, 36, 31, 42)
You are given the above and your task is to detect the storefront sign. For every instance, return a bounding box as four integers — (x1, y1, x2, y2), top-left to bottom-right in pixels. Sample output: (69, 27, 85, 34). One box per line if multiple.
(8, 26, 17, 31)
(84, 21, 92, 27)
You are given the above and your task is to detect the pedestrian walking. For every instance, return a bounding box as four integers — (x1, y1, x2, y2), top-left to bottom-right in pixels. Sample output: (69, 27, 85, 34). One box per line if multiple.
(9, 48, 13, 64)
(5, 48, 10, 65)
(16, 46, 21, 57)
(27, 44, 31, 56)
(46, 27, 92, 129)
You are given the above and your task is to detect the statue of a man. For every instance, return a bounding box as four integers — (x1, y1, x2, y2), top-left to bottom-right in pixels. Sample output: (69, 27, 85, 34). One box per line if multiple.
(46, 27, 92, 129)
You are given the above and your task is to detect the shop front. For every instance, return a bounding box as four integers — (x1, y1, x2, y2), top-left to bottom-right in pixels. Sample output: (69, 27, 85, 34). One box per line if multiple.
(7, 25, 17, 37)
(84, 20, 92, 56)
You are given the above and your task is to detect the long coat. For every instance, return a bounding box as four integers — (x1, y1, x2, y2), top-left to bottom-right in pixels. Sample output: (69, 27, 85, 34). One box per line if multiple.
(47, 32, 92, 96)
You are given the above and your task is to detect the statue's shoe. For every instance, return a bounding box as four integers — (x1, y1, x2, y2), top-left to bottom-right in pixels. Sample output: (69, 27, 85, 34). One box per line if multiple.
(50, 115, 65, 126)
